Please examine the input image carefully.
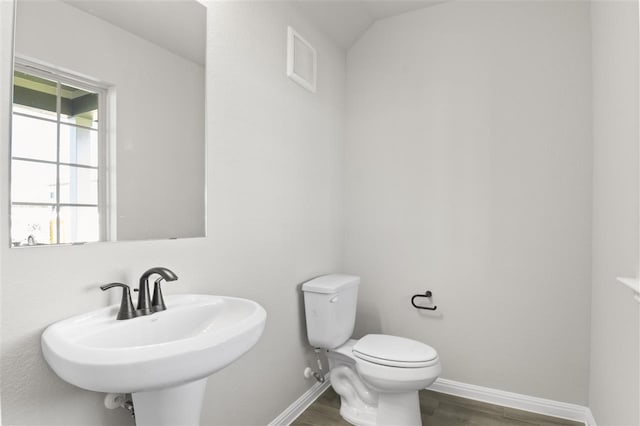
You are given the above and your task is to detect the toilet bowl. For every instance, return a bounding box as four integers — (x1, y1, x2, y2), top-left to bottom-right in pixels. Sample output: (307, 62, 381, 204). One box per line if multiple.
(353, 334, 441, 393)
(353, 334, 441, 425)
(302, 274, 441, 426)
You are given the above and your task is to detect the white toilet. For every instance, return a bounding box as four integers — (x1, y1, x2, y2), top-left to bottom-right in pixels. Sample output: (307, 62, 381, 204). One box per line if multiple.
(302, 274, 441, 426)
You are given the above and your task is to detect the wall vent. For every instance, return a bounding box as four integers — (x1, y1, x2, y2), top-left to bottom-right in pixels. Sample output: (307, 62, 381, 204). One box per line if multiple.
(287, 26, 317, 93)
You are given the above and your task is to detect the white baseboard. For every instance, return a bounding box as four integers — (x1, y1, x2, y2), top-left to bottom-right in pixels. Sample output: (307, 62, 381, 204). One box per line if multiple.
(584, 409, 597, 426)
(429, 378, 596, 426)
(268, 378, 330, 426)
(268, 375, 597, 426)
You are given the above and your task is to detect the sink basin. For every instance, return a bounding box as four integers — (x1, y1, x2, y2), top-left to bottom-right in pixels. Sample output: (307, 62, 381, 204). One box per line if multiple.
(41, 294, 266, 425)
(42, 294, 266, 393)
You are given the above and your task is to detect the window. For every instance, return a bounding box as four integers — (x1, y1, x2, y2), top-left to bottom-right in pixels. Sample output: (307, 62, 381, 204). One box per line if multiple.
(11, 62, 108, 246)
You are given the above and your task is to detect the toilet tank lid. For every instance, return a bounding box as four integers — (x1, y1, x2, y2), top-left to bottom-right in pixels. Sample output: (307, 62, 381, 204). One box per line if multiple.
(302, 274, 360, 294)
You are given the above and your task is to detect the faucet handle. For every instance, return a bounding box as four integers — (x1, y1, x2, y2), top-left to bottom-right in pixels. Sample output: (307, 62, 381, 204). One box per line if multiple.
(100, 283, 138, 320)
(151, 277, 169, 312)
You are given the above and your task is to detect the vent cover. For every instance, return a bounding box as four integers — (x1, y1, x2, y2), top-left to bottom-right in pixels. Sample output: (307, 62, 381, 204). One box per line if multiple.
(287, 26, 317, 93)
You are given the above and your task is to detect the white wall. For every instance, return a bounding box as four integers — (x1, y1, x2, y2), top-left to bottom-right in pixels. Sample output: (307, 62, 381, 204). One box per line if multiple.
(15, 0, 205, 241)
(589, 1, 640, 425)
(0, 1, 346, 424)
(344, 1, 593, 404)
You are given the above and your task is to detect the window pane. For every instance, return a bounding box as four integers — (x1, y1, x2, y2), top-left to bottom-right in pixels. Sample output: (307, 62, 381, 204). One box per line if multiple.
(11, 114, 57, 161)
(59, 206, 99, 243)
(60, 83, 98, 129)
(11, 204, 56, 246)
(11, 159, 57, 203)
(60, 124, 98, 166)
(59, 165, 98, 205)
(13, 71, 58, 120)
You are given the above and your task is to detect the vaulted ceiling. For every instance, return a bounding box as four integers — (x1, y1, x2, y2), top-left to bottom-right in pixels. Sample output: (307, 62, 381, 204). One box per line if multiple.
(291, 0, 447, 49)
(63, 0, 444, 61)
(64, 0, 206, 65)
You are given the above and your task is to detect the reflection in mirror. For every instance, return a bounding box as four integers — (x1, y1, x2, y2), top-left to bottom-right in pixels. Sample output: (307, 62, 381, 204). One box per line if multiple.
(12, 66, 103, 245)
(11, 0, 206, 247)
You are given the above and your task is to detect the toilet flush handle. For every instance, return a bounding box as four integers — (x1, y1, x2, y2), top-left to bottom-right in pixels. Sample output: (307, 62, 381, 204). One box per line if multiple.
(330, 296, 339, 303)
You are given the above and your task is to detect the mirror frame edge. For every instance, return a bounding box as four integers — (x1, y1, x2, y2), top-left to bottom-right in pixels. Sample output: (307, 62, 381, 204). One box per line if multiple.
(4, 0, 17, 249)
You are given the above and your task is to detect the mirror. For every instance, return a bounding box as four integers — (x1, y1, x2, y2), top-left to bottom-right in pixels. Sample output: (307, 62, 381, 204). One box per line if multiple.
(10, 0, 206, 246)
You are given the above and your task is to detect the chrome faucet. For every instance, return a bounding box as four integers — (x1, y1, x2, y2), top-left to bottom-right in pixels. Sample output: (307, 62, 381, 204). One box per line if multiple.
(100, 267, 178, 320)
(137, 267, 179, 314)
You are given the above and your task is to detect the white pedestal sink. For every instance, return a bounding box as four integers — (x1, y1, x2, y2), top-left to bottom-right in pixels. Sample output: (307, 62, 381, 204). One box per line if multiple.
(41, 294, 267, 426)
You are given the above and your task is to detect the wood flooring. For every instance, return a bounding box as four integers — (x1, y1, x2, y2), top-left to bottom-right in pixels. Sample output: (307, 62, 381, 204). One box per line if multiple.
(292, 386, 584, 426)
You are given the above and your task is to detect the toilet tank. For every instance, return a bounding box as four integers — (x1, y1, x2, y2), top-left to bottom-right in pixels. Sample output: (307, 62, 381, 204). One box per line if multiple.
(302, 274, 359, 349)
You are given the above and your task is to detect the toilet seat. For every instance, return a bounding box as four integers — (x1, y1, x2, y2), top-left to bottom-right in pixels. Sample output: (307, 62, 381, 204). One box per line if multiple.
(352, 334, 438, 368)
(354, 351, 441, 394)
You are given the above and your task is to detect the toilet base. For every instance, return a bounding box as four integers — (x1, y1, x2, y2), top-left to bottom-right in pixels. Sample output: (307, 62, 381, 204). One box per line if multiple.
(377, 391, 421, 426)
(340, 403, 376, 426)
(339, 391, 422, 426)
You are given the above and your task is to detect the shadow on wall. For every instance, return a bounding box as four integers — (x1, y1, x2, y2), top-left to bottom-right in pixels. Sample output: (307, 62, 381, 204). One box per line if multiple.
(353, 303, 382, 339)
(353, 295, 442, 340)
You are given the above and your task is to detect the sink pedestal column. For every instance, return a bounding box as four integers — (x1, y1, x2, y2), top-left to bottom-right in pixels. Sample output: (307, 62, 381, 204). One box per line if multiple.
(132, 378, 208, 426)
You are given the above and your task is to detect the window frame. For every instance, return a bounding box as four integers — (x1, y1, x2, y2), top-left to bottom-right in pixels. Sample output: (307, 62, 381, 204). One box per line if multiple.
(10, 58, 111, 246)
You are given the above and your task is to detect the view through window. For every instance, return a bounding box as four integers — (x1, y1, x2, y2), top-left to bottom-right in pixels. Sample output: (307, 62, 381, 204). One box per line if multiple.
(11, 64, 106, 246)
